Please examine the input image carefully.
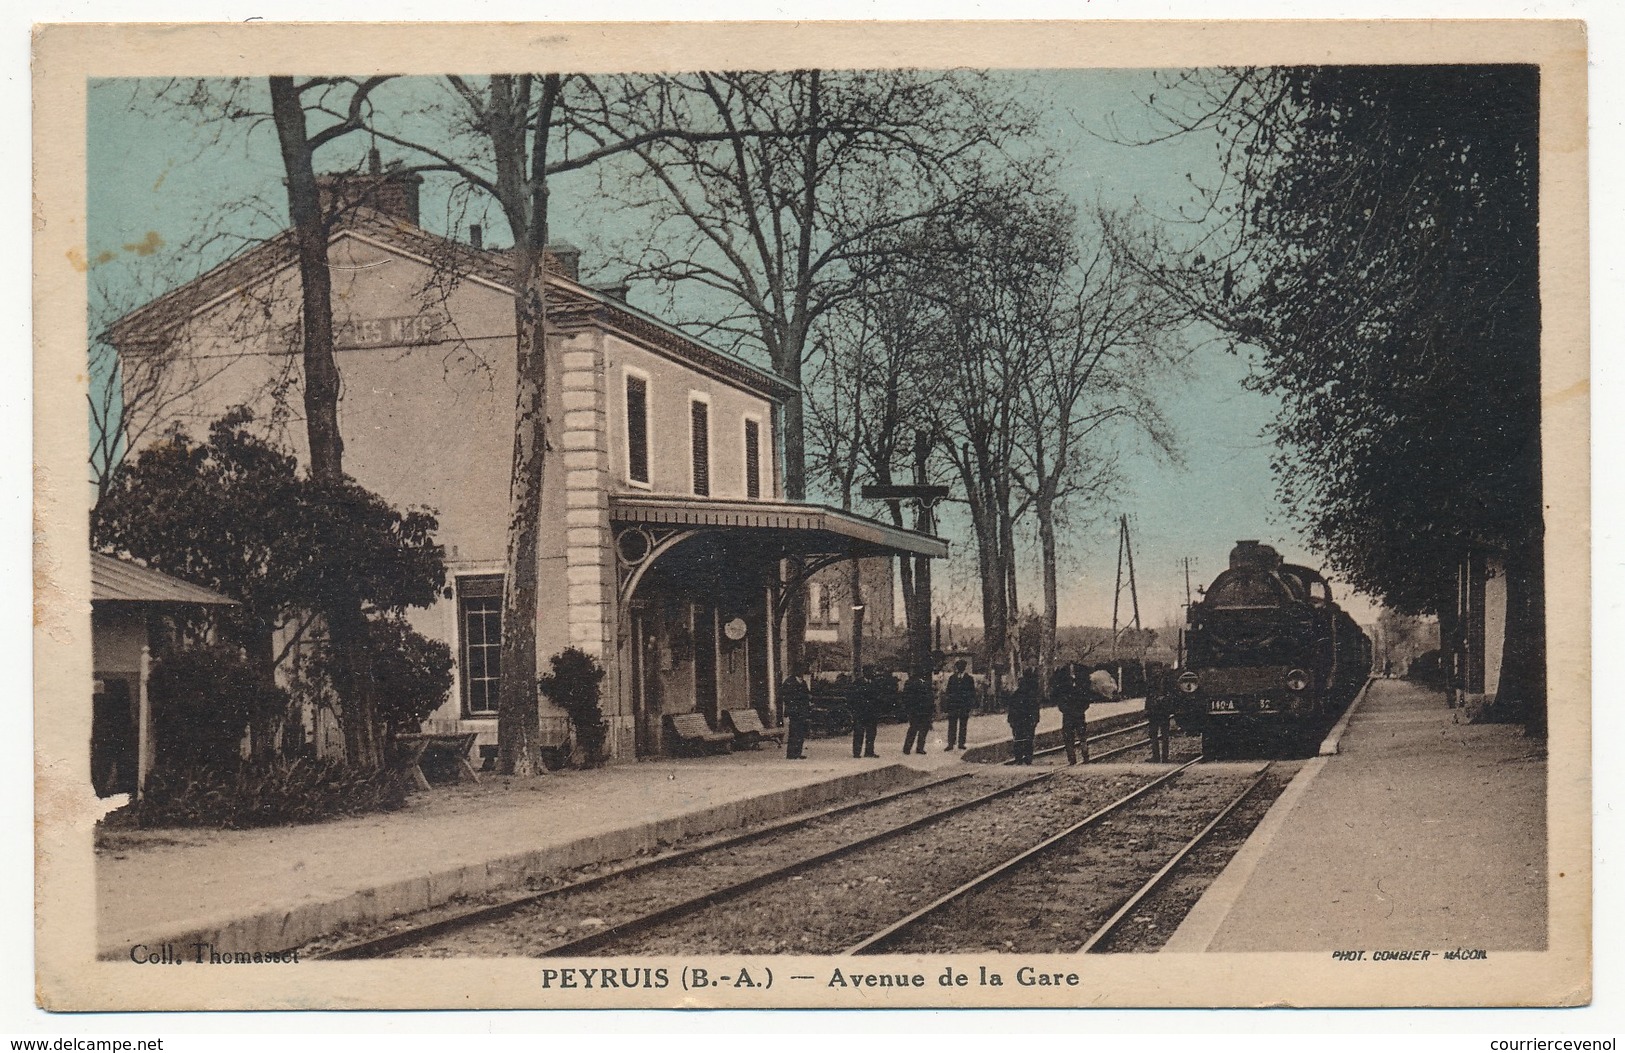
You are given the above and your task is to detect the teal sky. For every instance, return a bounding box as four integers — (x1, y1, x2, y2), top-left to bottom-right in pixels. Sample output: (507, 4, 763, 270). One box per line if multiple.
(86, 71, 1374, 633)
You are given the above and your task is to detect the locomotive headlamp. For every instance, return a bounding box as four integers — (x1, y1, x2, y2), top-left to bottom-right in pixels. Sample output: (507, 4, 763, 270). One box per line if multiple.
(1177, 672, 1200, 694)
(1285, 668, 1310, 692)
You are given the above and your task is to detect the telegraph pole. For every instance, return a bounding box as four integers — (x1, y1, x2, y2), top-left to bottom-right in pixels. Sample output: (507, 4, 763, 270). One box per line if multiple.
(1176, 555, 1197, 669)
(1110, 515, 1144, 682)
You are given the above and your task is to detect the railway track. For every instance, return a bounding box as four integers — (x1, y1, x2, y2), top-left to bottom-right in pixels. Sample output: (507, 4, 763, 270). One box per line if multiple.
(1008, 720, 1152, 766)
(1078, 764, 1270, 953)
(847, 760, 1274, 955)
(318, 727, 1263, 961)
(314, 765, 1054, 960)
(846, 758, 1202, 953)
(594, 757, 1274, 957)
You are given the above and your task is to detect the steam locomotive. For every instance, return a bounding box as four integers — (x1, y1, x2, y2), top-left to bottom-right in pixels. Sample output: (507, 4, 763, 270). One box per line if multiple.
(1175, 541, 1372, 759)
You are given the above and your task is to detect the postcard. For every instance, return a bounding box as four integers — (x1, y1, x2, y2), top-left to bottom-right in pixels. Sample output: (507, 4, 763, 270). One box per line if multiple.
(32, 19, 1589, 1010)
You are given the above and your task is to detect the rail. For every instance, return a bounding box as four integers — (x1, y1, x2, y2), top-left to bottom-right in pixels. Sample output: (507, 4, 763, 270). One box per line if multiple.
(1077, 763, 1272, 953)
(313, 767, 979, 961)
(534, 768, 1061, 957)
(844, 757, 1202, 954)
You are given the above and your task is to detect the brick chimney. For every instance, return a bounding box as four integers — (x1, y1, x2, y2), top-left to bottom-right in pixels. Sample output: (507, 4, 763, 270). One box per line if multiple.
(544, 240, 581, 281)
(316, 150, 423, 226)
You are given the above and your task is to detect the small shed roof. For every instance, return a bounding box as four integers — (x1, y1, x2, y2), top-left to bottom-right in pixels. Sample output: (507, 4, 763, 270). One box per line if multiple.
(90, 553, 238, 607)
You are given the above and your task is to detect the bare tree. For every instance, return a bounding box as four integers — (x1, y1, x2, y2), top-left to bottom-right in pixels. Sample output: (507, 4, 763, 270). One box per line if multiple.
(805, 257, 952, 645)
(903, 181, 1067, 675)
(110, 76, 410, 766)
(1012, 221, 1187, 677)
(88, 267, 266, 502)
(592, 70, 1032, 670)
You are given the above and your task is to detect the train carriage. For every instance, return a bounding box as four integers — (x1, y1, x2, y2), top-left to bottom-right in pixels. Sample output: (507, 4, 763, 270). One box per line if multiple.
(1175, 540, 1371, 758)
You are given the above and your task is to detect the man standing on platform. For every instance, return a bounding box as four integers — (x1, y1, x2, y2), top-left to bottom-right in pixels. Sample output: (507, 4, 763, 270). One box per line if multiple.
(1144, 666, 1174, 763)
(1054, 662, 1090, 765)
(781, 664, 813, 760)
(1007, 668, 1042, 765)
(943, 659, 976, 751)
(900, 667, 935, 755)
(850, 667, 883, 758)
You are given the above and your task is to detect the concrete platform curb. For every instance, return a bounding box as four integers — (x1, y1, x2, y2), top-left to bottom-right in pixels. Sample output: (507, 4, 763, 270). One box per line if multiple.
(1318, 676, 1376, 756)
(98, 763, 923, 959)
(961, 726, 1064, 765)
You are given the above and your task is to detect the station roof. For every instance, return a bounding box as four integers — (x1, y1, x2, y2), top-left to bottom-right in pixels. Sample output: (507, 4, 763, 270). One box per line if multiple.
(91, 553, 238, 607)
(610, 495, 948, 560)
(101, 209, 797, 404)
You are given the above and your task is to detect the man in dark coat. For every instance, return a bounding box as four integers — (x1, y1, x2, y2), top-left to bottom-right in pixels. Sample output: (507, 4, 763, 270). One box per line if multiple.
(781, 664, 813, 759)
(1144, 666, 1175, 763)
(942, 659, 976, 750)
(1007, 668, 1042, 764)
(900, 669, 935, 755)
(850, 667, 885, 758)
(1053, 662, 1090, 765)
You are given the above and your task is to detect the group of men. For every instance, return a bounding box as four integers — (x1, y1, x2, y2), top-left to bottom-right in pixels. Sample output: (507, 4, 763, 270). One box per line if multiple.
(779, 658, 1173, 763)
(1003, 662, 1117, 765)
(777, 660, 980, 760)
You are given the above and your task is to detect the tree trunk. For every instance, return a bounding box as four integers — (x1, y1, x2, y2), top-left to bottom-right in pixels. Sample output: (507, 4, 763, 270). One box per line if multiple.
(912, 516, 935, 676)
(246, 631, 281, 764)
(905, 431, 932, 663)
(270, 75, 382, 769)
(999, 503, 1019, 637)
(495, 241, 549, 778)
(1036, 492, 1059, 681)
(963, 482, 1004, 671)
(490, 74, 560, 778)
(778, 344, 809, 675)
(848, 557, 865, 677)
(1494, 531, 1547, 735)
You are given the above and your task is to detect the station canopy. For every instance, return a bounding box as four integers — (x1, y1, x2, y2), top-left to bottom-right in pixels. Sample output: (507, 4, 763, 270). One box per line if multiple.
(610, 495, 948, 564)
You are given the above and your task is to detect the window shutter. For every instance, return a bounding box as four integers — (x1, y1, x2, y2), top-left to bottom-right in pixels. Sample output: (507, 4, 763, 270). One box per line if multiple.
(691, 400, 710, 496)
(626, 375, 649, 484)
(744, 419, 761, 498)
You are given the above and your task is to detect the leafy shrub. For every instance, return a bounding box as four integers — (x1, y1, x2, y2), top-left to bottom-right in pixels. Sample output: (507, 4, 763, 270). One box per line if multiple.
(538, 648, 608, 768)
(104, 757, 410, 830)
(93, 408, 448, 767)
(305, 614, 453, 745)
(148, 645, 290, 768)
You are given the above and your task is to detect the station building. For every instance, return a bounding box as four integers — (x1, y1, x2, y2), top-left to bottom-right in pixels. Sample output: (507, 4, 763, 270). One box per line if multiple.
(104, 171, 945, 762)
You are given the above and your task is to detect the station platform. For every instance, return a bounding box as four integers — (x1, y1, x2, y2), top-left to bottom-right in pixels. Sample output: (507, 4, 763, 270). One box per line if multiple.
(1164, 677, 1549, 953)
(95, 699, 1144, 958)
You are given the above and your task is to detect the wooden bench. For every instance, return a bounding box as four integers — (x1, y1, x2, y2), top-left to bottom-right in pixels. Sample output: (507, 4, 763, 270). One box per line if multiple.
(666, 712, 733, 756)
(394, 731, 482, 790)
(723, 708, 785, 750)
